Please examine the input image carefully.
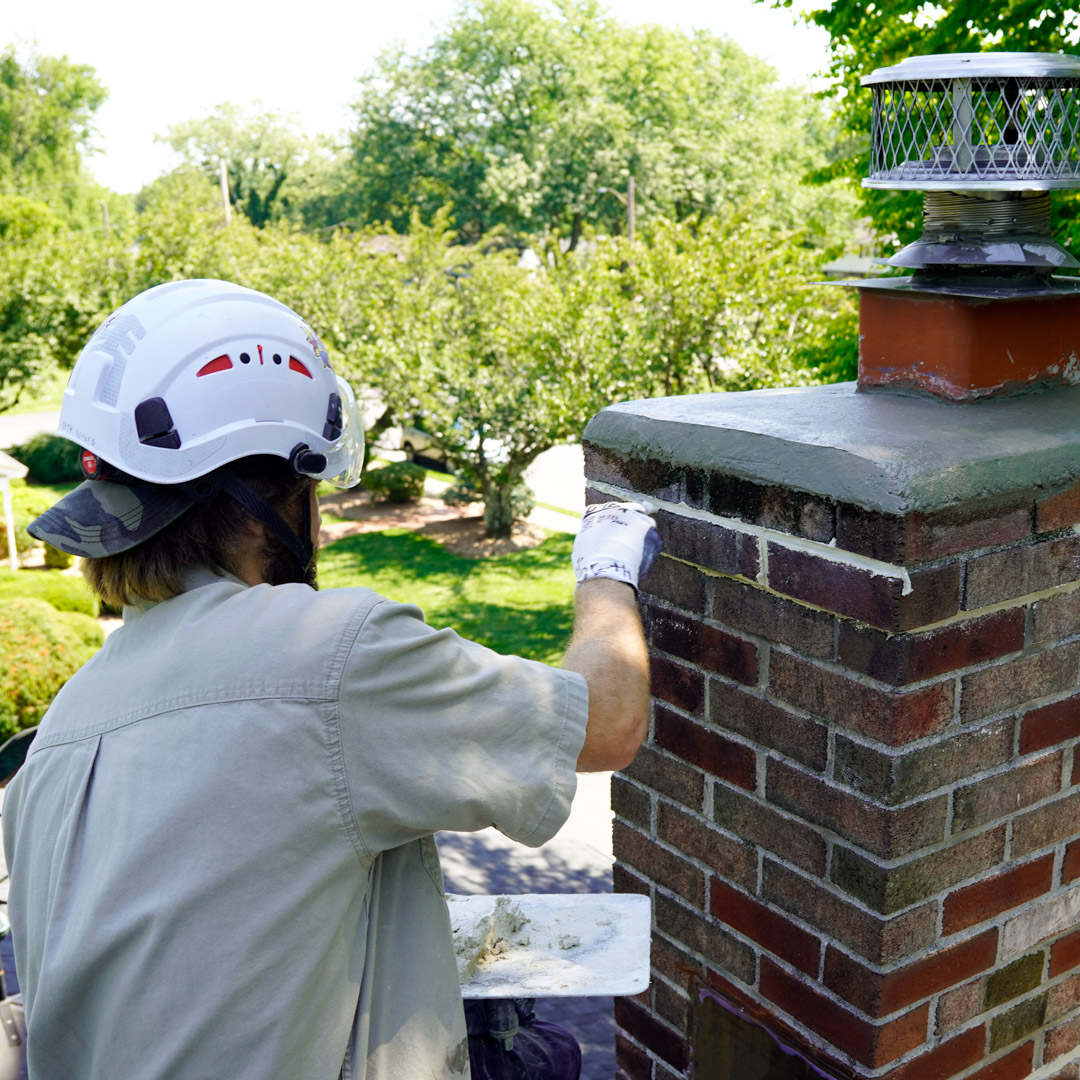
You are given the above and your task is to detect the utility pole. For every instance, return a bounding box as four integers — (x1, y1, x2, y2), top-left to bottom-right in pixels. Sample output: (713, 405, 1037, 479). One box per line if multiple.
(219, 159, 231, 227)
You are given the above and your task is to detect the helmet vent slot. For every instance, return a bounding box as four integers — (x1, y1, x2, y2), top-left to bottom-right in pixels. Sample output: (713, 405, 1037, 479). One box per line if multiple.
(289, 356, 313, 379)
(196, 354, 233, 377)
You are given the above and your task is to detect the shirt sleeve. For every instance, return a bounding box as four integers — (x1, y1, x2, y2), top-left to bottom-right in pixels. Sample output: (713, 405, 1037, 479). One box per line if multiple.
(335, 598, 589, 854)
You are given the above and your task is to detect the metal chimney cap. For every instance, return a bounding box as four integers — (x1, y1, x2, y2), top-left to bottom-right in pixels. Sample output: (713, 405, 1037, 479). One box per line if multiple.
(863, 52, 1080, 86)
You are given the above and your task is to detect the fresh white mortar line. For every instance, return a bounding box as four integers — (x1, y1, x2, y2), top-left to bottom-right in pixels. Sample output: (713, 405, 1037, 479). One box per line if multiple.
(591, 482, 915, 595)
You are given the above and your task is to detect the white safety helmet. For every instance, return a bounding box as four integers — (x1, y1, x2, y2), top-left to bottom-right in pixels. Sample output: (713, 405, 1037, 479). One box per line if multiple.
(58, 278, 364, 487)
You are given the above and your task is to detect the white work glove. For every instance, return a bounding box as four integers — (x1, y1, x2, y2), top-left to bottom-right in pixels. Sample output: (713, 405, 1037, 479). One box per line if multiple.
(572, 501, 662, 592)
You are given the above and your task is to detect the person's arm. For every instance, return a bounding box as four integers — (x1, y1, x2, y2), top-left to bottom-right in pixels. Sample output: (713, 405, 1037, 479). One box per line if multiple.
(565, 500, 661, 772)
(562, 577, 650, 772)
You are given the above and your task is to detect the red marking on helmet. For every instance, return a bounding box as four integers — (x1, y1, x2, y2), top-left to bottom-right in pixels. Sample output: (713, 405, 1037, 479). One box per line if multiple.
(81, 449, 99, 476)
(197, 354, 233, 377)
(289, 356, 313, 378)
(258, 344, 264, 365)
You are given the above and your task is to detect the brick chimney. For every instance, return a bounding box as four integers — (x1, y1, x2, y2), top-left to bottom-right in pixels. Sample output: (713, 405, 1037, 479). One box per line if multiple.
(587, 53, 1080, 1080)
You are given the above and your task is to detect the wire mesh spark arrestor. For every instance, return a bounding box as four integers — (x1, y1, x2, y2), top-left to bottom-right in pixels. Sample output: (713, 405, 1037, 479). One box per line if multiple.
(840, 52, 1080, 401)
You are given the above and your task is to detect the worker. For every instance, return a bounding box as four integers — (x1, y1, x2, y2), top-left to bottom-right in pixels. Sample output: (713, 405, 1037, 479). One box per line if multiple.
(4, 279, 658, 1079)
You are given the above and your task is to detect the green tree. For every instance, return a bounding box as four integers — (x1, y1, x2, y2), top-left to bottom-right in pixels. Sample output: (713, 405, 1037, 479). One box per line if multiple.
(775, 1, 1080, 248)
(348, 0, 855, 248)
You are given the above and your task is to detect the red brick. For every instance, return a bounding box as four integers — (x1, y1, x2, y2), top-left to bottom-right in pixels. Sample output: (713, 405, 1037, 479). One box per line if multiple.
(1020, 695, 1080, 755)
(944, 856, 1055, 935)
(656, 802, 757, 892)
(769, 651, 955, 746)
(650, 652, 705, 715)
(831, 826, 1006, 916)
(710, 574, 836, 659)
(960, 644, 1080, 724)
(881, 1025, 986, 1080)
(763, 860, 937, 965)
(1051, 927, 1080, 978)
(709, 878, 821, 976)
(966, 1041, 1035, 1080)
(1049, 971, 1080, 1022)
(1046, 1016, 1080, 1063)
(953, 752, 1064, 834)
(823, 929, 997, 1017)
(1013, 790, 1080, 858)
(712, 781, 827, 877)
(838, 609, 1025, 686)
(1032, 589, 1080, 644)
(614, 998, 688, 1073)
(1037, 480, 1080, 533)
(623, 744, 704, 811)
(654, 707, 756, 791)
(966, 535, 1080, 609)
(654, 893, 756, 983)
(766, 544, 960, 631)
(1047, 1063, 1080, 1080)
(937, 979, 984, 1036)
(639, 554, 707, 614)
(613, 821, 705, 907)
(710, 679, 828, 772)
(767, 757, 948, 859)
(1064, 839, 1080, 885)
(759, 956, 929, 1067)
(647, 606, 758, 686)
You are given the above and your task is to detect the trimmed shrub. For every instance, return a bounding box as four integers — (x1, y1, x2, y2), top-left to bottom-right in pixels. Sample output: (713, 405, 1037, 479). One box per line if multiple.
(9, 433, 82, 485)
(442, 476, 536, 521)
(364, 461, 427, 504)
(0, 598, 101, 739)
(58, 611, 106, 651)
(43, 542, 75, 570)
(0, 568, 100, 617)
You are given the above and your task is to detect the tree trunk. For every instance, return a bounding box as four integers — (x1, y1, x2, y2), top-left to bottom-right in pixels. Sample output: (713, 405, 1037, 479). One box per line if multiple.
(482, 482, 516, 539)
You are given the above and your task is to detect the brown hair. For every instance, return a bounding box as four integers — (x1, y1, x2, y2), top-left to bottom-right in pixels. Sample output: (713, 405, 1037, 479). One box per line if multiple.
(82, 457, 313, 611)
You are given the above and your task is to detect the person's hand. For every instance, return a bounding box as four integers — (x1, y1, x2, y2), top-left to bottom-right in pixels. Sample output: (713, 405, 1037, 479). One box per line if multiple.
(571, 501, 662, 592)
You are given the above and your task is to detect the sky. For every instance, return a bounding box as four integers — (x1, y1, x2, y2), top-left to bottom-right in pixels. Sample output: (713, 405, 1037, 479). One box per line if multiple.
(3, 0, 832, 194)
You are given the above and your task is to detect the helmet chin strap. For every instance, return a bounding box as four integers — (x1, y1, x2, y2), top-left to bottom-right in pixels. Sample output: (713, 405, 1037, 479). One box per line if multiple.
(219, 472, 314, 575)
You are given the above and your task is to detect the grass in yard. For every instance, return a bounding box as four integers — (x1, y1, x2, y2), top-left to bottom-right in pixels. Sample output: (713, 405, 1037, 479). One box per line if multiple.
(318, 528, 576, 665)
(5, 372, 67, 416)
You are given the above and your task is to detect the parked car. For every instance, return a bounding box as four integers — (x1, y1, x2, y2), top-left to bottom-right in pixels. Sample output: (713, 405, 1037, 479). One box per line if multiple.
(398, 419, 506, 470)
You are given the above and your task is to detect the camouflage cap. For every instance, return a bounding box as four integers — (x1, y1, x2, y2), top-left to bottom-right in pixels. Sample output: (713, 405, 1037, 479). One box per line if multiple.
(28, 479, 196, 559)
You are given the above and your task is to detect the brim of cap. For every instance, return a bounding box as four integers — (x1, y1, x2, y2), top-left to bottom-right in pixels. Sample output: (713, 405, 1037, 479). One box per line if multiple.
(27, 479, 195, 559)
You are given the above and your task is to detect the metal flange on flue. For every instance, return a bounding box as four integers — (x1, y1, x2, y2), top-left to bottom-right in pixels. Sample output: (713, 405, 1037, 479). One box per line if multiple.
(841, 52, 1080, 399)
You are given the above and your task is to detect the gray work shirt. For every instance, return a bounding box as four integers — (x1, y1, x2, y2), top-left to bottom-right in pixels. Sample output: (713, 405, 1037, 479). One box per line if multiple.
(2, 568, 588, 1079)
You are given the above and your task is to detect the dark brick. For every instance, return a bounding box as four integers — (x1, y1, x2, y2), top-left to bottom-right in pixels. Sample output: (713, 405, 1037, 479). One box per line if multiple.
(657, 802, 757, 892)
(965, 1040, 1034, 1080)
(1012, 789, 1080, 857)
(650, 652, 705, 715)
(709, 878, 821, 975)
(763, 860, 937, 965)
(614, 821, 705, 907)
(1037, 479, 1080, 533)
(960, 643, 1080, 724)
(583, 443, 683, 503)
(831, 826, 1006, 915)
(1032, 589, 1080, 644)
(709, 680, 828, 772)
(613, 864, 651, 898)
(639, 555, 708, 614)
(1020, 694, 1080, 754)
(838, 608, 1025, 686)
(767, 545, 961, 631)
(837, 495, 1033, 564)
(686, 474, 835, 542)
(653, 979, 690, 1033)
(770, 651, 955, 746)
(654, 892, 756, 983)
(712, 782, 827, 877)
(835, 718, 1013, 806)
(759, 956, 929, 1068)
(823, 929, 997, 1017)
(612, 775, 651, 832)
(646, 606, 758, 686)
(710, 574, 836, 660)
(988, 992, 1047, 1053)
(953, 752, 1064, 833)
(614, 1032, 650, 1080)
(653, 509, 756, 578)
(966, 535, 1080, 609)
(622, 744, 705, 811)
(613, 997, 688, 1073)
(943, 855, 1055, 935)
(984, 952, 1045, 1009)
(767, 757, 947, 859)
(654, 707, 756, 790)
(1050, 927, 1080, 977)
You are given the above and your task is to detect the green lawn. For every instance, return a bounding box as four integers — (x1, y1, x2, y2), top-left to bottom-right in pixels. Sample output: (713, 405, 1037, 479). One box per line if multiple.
(5, 372, 67, 415)
(318, 528, 576, 666)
